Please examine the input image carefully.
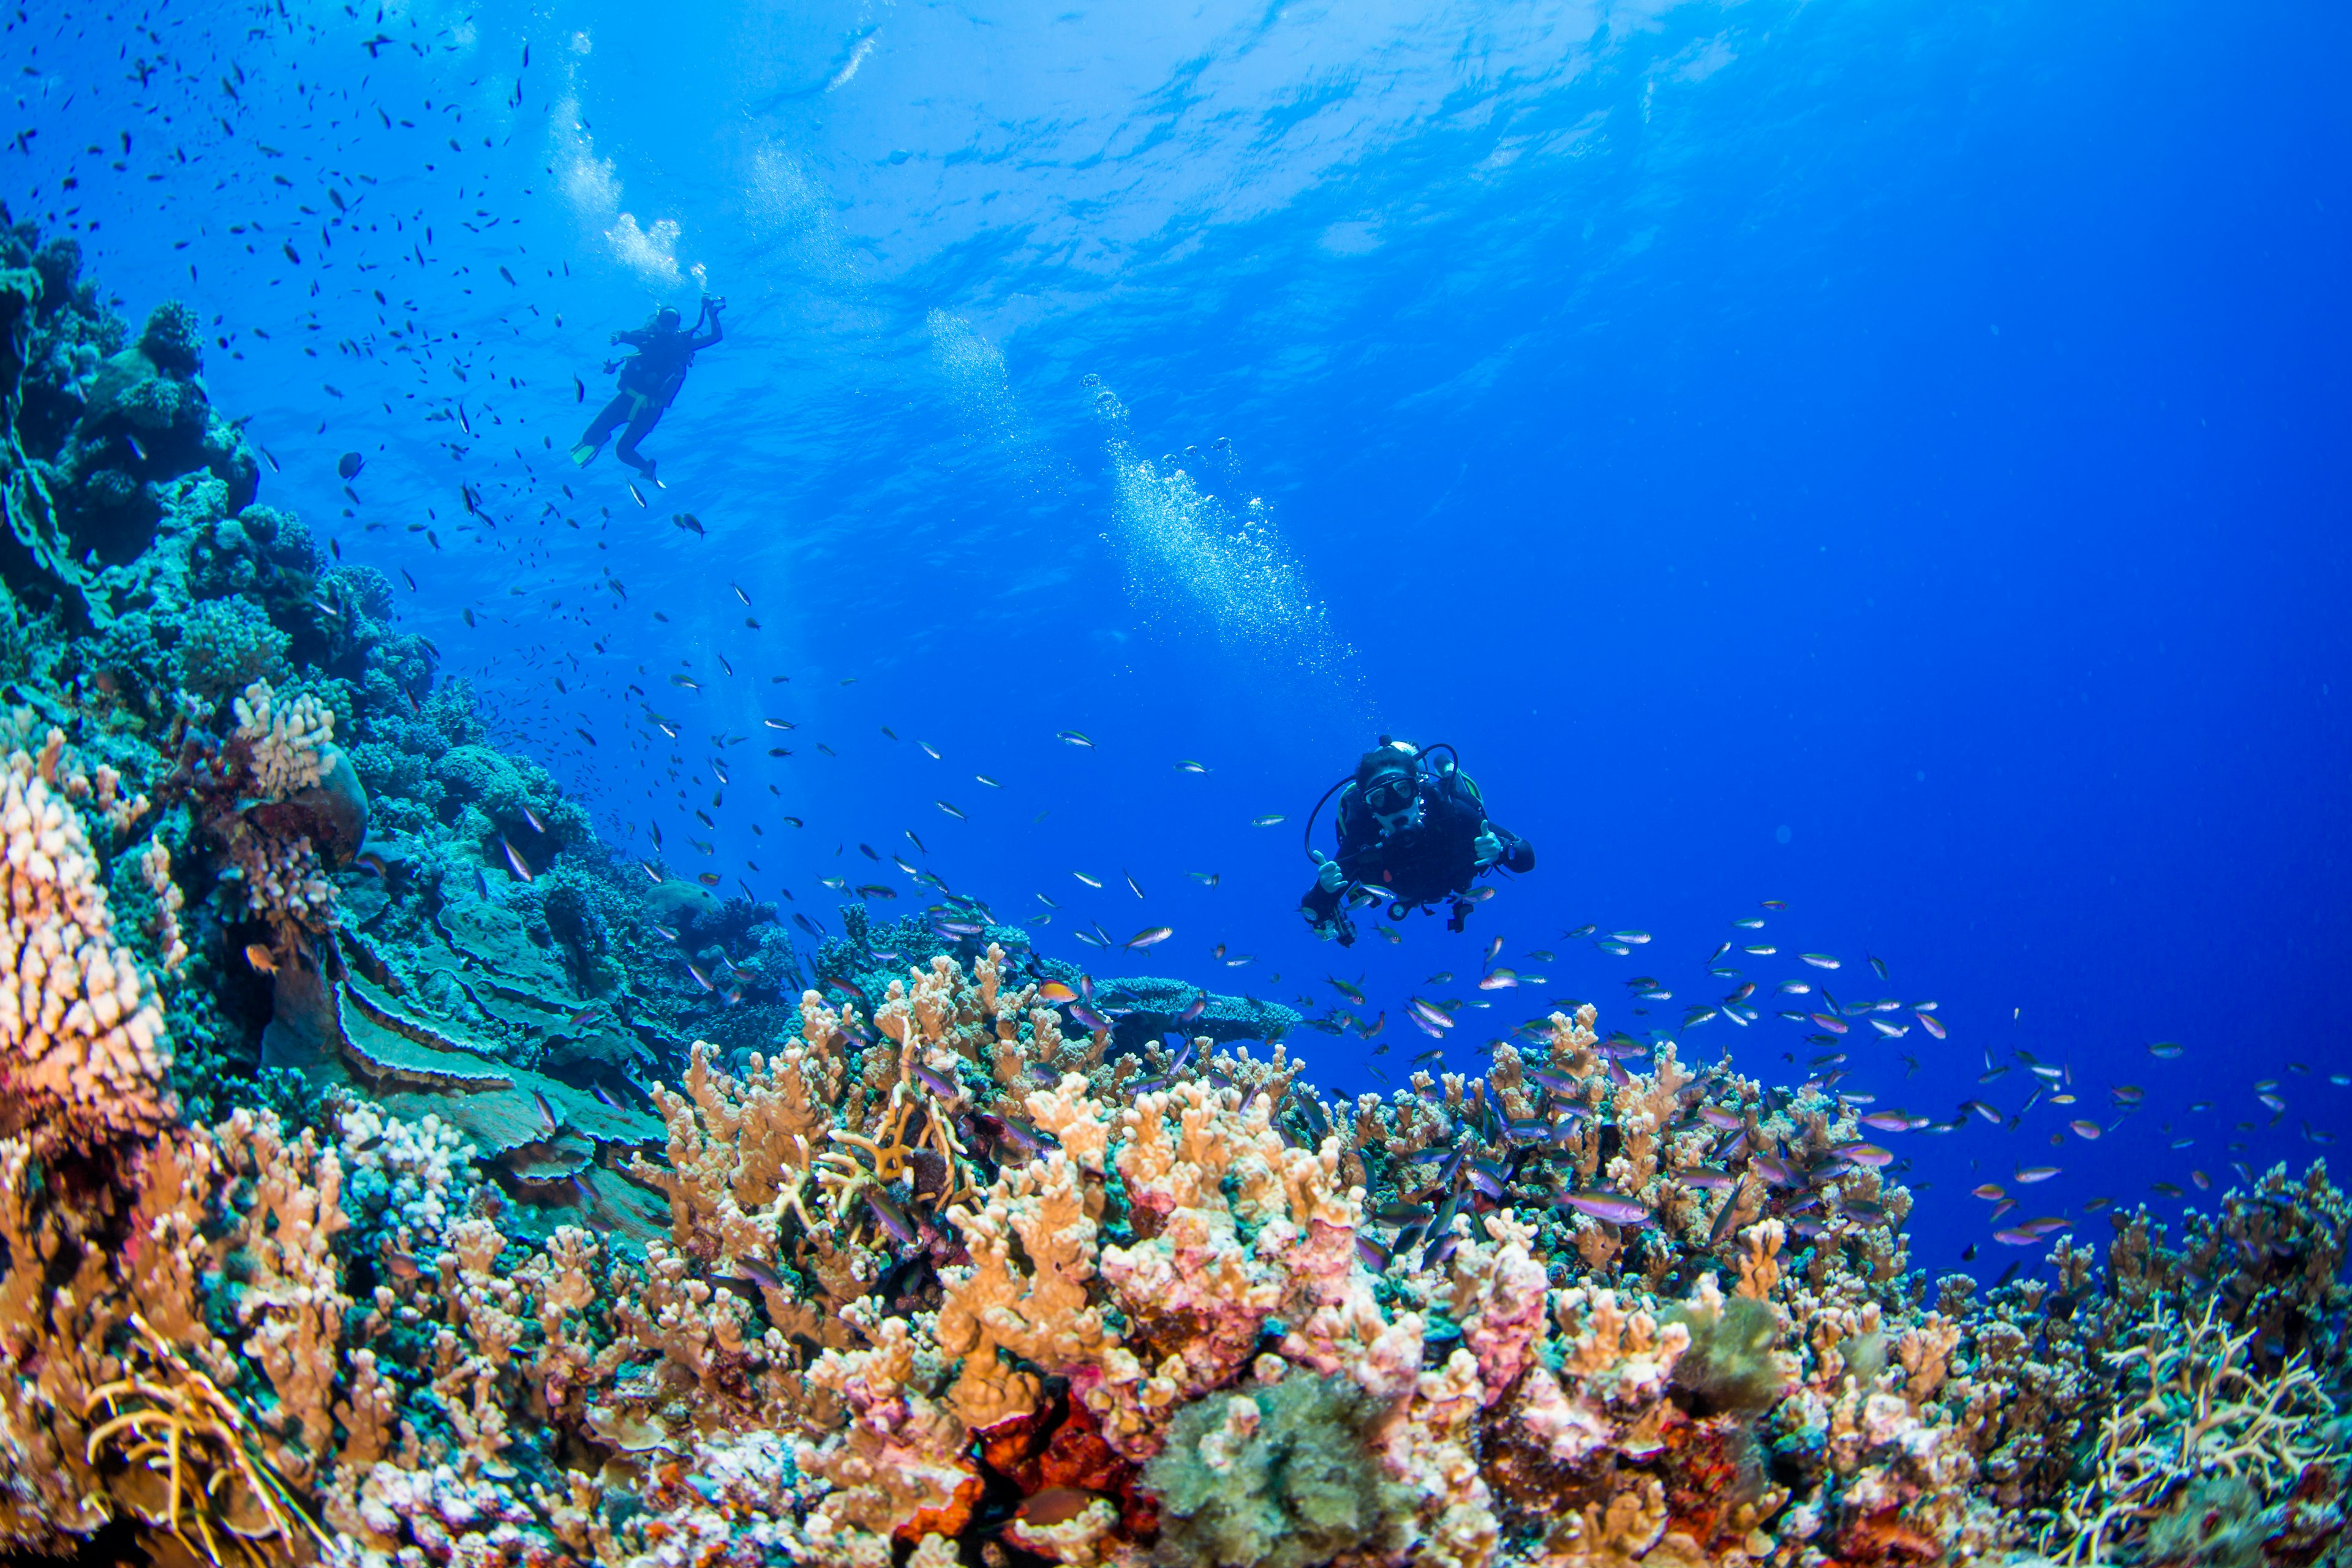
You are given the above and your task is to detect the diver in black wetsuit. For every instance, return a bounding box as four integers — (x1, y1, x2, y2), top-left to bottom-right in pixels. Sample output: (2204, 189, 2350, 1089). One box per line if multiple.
(571, 296, 725, 480)
(1300, 739, 1535, 946)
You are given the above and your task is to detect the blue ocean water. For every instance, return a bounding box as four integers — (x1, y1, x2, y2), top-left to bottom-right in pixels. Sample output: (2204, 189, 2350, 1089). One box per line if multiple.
(12, 0, 2345, 1268)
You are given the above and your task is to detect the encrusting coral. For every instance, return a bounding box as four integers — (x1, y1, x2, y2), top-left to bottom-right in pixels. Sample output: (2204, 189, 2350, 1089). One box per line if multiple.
(0, 218, 2340, 1568)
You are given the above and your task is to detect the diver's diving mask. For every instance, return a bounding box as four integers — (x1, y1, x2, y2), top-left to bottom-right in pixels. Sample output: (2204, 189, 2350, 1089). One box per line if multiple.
(1365, 772, 1423, 833)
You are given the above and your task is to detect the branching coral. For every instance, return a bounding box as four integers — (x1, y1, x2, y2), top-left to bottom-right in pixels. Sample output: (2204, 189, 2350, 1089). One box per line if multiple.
(81, 1313, 331, 1568)
(224, 825, 336, 932)
(628, 1035, 837, 1280)
(937, 1102, 1118, 1430)
(2043, 1298, 2342, 1564)
(213, 1109, 350, 1487)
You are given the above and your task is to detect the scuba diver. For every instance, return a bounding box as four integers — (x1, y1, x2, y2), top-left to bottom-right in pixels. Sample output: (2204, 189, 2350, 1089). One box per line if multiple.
(1300, 738, 1535, 946)
(571, 296, 725, 480)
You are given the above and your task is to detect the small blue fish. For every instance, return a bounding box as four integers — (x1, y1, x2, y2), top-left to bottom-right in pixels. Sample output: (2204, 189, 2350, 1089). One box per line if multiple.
(865, 1191, 918, 1246)
(1559, 1190, 1650, 1225)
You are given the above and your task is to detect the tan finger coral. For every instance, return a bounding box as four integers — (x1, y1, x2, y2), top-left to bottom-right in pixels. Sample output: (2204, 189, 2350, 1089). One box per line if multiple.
(0, 757, 172, 1147)
(225, 826, 336, 932)
(135, 839, 187, 975)
(937, 1133, 1118, 1430)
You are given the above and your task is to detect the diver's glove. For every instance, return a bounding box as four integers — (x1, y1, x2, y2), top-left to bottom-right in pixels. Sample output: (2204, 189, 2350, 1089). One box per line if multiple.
(1303, 905, 1355, 946)
(1311, 851, 1348, 893)
(1472, 827, 1504, 867)
(608, 332, 624, 345)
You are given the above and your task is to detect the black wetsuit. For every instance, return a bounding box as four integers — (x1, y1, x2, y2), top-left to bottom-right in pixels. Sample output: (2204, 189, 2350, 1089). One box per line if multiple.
(578, 310, 722, 477)
(1300, 779, 1534, 936)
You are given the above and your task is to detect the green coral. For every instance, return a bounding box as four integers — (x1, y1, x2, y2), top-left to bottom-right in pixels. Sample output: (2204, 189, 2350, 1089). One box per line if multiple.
(1144, 1373, 1412, 1568)
(2142, 1476, 2269, 1568)
(173, 592, 291, 701)
(136, 299, 203, 375)
(1662, 1292, 1785, 1416)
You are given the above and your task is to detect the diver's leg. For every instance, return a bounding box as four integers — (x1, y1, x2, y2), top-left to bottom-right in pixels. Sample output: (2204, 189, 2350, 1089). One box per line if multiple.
(616, 402, 665, 478)
(572, 394, 631, 464)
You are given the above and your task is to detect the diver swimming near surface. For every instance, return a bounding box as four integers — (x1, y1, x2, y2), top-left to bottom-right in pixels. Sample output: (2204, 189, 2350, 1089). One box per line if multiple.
(571, 295, 725, 481)
(1300, 738, 1535, 946)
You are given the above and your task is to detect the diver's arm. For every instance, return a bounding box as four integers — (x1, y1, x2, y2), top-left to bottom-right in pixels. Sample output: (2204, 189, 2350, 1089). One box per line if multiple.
(612, 327, 653, 348)
(1301, 849, 1355, 927)
(1475, 821, 1534, 873)
(691, 298, 724, 349)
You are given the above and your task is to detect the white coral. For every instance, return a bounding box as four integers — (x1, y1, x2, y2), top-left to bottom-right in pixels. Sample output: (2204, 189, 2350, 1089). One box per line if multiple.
(137, 837, 187, 974)
(340, 1106, 474, 1235)
(234, 679, 336, 800)
(230, 828, 336, 929)
(0, 760, 172, 1141)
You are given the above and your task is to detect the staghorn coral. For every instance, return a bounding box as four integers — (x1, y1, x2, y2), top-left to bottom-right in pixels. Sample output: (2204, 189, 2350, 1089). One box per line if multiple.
(2042, 1298, 2342, 1565)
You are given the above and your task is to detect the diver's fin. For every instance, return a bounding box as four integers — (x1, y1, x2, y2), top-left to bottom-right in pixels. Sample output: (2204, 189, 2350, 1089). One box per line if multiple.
(569, 442, 599, 467)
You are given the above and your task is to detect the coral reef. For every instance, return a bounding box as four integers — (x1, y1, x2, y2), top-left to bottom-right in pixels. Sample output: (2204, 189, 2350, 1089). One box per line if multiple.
(0, 219, 2339, 1568)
